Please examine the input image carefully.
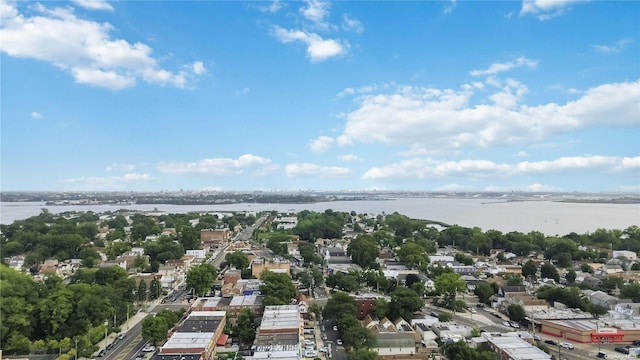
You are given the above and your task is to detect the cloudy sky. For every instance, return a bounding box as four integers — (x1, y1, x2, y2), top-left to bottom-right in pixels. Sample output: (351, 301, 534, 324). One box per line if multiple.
(1, 0, 639, 192)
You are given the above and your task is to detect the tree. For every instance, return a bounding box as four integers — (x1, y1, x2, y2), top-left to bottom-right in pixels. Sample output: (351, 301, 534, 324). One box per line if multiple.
(507, 304, 526, 322)
(142, 315, 169, 345)
(324, 292, 358, 320)
(137, 280, 148, 302)
(390, 286, 424, 320)
(438, 312, 452, 322)
(186, 263, 217, 297)
(540, 263, 560, 283)
(435, 272, 467, 309)
(347, 235, 380, 269)
(581, 263, 594, 273)
(149, 278, 162, 300)
(348, 349, 379, 360)
(260, 270, 296, 305)
(373, 298, 389, 318)
(522, 260, 538, 278)
(474, 282, 495, 304)
(236, 309, 256, 344)
(226, 251, 250, 270)
(566, 270, 577, 284)
(397, 242, 429, 269)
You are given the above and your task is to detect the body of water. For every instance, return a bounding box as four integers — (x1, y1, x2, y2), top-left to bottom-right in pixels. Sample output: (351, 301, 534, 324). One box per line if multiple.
(1, 198, 638, 236)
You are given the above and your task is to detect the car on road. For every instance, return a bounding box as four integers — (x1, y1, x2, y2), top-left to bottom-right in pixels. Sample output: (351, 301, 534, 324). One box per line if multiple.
(304, 350, 318, 358)
(336, 339, 343, 345)
(596, 351, 608, 359)
(142, 345, 155, 352)
(533, 335, 542, 341)
(614, 347, 629, 354)
(502, 321, 511, 327)
(322, 334, 327, 340)
(544, 340, 557, 346)
(135, 355, 143, 360)
(559, 343, 574, 350)
(634, 340, 640, 346)
(430, 311, 439, 317)
(118, 333, 126, 340)
(333, 325, 338, 331)
(106, 343, 114, 350)
(510, 322, 520, 328)
(98, 350, 107, 357)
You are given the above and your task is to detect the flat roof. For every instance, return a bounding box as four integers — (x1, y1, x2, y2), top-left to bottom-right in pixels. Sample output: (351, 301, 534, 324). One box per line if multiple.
(162, 332, 213, 350)
(261, 306, 300, 330)
(255, 333, 300, 347)
(488, 336, 551, 360)
(176, 318, 221, 333)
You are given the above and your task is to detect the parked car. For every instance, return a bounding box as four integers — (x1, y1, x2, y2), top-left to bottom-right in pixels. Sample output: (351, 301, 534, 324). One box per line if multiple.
(142, 345, 155, 352)
(304, 350, 318, 358)
(430, 311, 439, 317)
(106, 343, 114, 350)
(332, 325, 338, 331)
(322, 334, 328, 340)
(596, 352, 607, 359)
(118, 333, 126, 340)
(135, 355, 143, 360)
(502, 321, 511, 327)
(336, 339, 343, 345)
(544, 340, 557, 346)
(510, 322, 520, 328)
(533, 335, 542, 341)
(560, 343, 574, 350)
(634, 340, 640, 346)
(98, 350, 107, 357)
(615, 347, 629, 354)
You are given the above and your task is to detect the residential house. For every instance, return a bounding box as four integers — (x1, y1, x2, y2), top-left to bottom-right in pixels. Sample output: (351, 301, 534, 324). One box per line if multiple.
(363, 317, 419, 357)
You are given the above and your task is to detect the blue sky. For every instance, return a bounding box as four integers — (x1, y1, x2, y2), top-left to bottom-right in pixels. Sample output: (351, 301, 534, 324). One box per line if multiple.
(1, 0, 639, 193)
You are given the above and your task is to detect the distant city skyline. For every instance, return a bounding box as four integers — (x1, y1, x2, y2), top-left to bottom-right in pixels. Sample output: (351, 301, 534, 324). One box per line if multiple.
(1, 0, 639, 192)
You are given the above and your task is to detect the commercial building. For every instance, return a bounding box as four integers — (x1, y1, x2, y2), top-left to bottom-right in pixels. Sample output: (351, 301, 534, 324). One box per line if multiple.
(253, 305, 303, 360)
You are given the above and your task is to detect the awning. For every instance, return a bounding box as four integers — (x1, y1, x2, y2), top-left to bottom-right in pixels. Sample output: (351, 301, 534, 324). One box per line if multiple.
(217, 334, 229, 346)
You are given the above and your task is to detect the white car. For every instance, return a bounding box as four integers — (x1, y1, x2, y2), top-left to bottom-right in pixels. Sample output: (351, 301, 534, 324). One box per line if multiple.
(560, 342, 574, 350)
(142, 345, 155, 352)
(336, 339, 343, 345)
(304, 350, 318, 358)
(510, 322, 520, 328)
(502, 321, 511, 327)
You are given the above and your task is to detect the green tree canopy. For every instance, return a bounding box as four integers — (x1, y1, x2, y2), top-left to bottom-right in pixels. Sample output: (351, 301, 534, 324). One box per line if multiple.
(260, 270, 296, 305)
(347, 235, 380, 269)
(186, 263, 217, 297)
(474, 282, 495, 305)
(507, 304, 526, 322)
(522, 260, 538, 278)
(226, 251, 250, 270)
(390, 286, 424, 320)
(435, 272, 467, 309)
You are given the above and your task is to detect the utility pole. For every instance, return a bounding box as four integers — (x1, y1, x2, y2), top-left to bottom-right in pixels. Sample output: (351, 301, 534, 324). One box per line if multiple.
(103, 321, 108, 349)
(126, 304, 130, 330)
(75, 339, 79, 360)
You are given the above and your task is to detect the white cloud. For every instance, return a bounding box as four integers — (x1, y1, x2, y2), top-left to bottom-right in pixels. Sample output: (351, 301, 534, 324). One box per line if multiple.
(258, 0, 285, 13)
(157, 154, 274, 176)
(285, 163, 351, 178)
(514, 150, 529, 157)
(0, 2, 205, 90)
(71, 0, 113, 11)
(361, 155, 638, 181)
(443, 0, 457, 14)
(105, 163, 136, 172)
(300, 0, 331, 28)
(338, 79, 640, 152)
(338, 154, 360, 162)
(235, 87, 250, 96)
(272, 26, 348, 62)
(520, 0, 587, 21)
(308, 136, 334, 153)
(342, 14, 364, 34)
(470, 57, 538, 77)
(63, 173, 153, 190)
(30, 111, 43, 119)
(190, 61, 207, 75)
(435, 183, 466, 191)
(591, 39, 633, 54)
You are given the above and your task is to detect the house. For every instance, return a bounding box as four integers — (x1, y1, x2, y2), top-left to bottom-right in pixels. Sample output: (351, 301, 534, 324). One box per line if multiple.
(251, 258, 290, 279)
(363, 317, 419, 356)
(200, 229, 230, 249)
(499, 286, 527, 298)
(582, 290, 621, 310)
(324, 246, 351, 264)
(613, 250, 638, 261)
